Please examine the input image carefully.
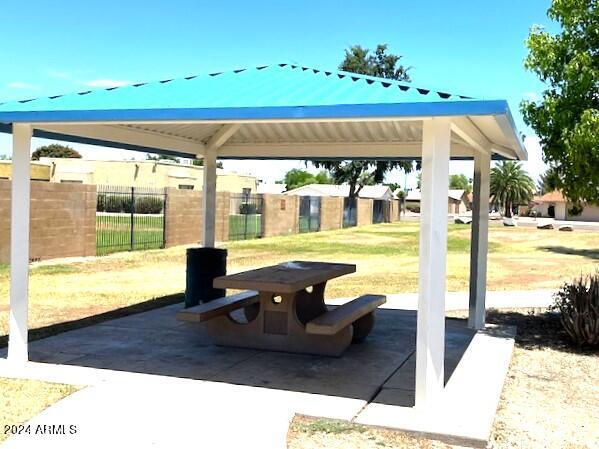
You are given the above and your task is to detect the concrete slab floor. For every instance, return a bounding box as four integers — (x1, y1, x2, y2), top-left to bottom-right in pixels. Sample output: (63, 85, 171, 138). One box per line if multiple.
(0, 303, 514, 447)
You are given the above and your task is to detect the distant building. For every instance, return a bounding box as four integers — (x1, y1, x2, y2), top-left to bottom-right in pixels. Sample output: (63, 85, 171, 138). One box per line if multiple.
(0, 158, 257, 193)
(285, 183, 395, 200)
(532, 190, 599, 222)
(0, 160, 51, 181)
(404, 189, 469, 214)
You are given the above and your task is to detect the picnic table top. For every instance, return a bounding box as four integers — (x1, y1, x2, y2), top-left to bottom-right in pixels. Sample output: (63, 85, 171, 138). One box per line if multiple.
(213, 261, 356, 294)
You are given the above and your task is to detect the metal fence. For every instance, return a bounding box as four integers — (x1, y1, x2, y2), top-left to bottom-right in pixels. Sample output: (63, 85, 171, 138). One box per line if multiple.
(342, 197, 358, 228)
(96, 185, 167, 255)
(229, 193, 263, 240)
(372, 200, 390, 224)
(299, 196, 321, 233)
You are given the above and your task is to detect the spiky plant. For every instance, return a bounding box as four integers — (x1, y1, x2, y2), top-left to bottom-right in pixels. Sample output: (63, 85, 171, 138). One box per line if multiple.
(550, 271, 599, 347)
(490, 161, 535, 218)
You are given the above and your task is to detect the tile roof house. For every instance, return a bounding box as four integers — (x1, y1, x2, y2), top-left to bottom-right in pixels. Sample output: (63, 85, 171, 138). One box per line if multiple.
(532, 190, 599, 221)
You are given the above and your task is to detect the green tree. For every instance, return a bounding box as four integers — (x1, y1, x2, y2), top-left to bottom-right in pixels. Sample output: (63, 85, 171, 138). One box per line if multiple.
(538, 165, 561, 194)
(340, 44, 411, 81)
(314, 170, 332, 184)
(521, 0, 599, 203)
(283, 168, 331, 191)
(449, 174, 472, 193)
(313, 44, 415, 197)
(31, 144, 81, 160)
(490, 162, 535, 218)
(146, 153, 179, 163)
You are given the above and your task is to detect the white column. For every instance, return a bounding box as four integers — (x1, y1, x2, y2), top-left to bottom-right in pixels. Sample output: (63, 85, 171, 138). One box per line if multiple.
(415, 117, 451, 408)
(468, 151, 491, 329)
(8, 124, 32, 363)
(202, 148, 217, 247)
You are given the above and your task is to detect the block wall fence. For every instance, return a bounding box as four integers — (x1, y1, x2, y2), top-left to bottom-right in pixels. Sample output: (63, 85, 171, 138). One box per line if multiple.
(0, 179, 96, 263)
(0, 181, 401, 262)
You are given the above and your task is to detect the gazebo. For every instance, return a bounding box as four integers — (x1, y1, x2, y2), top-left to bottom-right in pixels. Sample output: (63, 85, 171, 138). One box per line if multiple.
(0, 63, 526, 409)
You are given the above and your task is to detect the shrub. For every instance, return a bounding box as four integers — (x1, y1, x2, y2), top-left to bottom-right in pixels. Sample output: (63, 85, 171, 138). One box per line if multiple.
(103, 194, 132, 213)
(239, 203, 258, 215)
(550, 271, 599, 347)
(97, 193, 106, 212)
(135, 196, 163, 214)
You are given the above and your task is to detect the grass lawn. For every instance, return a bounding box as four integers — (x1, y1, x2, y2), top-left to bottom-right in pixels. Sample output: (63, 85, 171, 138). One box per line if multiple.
(0, 378, 79, 443)
(0, 222, 597, 447)
(1, 221, 598, 338)
(96, 214, 164, 255)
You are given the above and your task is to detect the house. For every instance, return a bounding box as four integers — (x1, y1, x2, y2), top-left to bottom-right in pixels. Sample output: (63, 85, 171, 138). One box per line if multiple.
(404, 189, 469, 214)
(532, 190, 599, 222)
(0, 158, 258, 193)
(285, 183, 395, 200)
(257, 182, 286, 194)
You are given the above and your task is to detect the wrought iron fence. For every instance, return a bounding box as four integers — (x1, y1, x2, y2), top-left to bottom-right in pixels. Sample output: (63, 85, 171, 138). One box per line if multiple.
(229, 193, 263, 240)
(299, 196, 321, 233)
(343, 197, 358, 228)
(96, 185, 167, 255)
(372, 200, 390, 224)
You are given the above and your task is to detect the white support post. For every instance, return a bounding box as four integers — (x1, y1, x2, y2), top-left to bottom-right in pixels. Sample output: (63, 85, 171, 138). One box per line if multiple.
(202, 148, 218, 247)
(8, 124, 32, 363)
(468, 150, 491, 330)
(415, 117, 451, 408)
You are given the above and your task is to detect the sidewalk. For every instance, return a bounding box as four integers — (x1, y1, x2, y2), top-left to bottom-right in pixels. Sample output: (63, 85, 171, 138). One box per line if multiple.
(329, 289, 555, 311)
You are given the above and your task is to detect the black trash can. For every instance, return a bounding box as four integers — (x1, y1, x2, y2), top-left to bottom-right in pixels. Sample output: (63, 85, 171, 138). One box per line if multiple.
(185, 247, 227, 308)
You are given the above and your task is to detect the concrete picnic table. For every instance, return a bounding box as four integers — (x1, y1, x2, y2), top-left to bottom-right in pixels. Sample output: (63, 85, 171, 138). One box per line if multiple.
(178, 261, 385, 356)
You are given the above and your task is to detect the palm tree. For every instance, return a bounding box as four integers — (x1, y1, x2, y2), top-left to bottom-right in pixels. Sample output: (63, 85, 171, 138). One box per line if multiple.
(490, 162, 535, 218)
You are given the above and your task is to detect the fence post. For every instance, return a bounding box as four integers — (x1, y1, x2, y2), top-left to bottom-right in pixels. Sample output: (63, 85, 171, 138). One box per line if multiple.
(162, 188, 167, 248)
(130, 187, 135, 251)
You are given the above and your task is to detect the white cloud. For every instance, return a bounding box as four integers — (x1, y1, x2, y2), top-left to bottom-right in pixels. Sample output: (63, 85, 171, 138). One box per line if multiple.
(521, 135, 547, 182)
(84, 79, 131, 88)
(7, 81, 38, 89)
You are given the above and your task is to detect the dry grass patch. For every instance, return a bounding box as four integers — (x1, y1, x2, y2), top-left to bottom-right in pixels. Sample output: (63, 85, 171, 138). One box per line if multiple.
(287, 415, 461, 449)
(0, 378, 79, 443)
(1, 222, 598, 340)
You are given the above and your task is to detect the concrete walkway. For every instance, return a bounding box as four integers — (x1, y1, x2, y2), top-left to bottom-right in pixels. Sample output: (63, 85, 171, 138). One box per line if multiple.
(330, 289, 555, 311)
(0, 293, 524, 448)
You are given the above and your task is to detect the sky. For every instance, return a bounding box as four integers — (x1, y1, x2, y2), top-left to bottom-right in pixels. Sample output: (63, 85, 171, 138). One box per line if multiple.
(0, 0, 558, 188)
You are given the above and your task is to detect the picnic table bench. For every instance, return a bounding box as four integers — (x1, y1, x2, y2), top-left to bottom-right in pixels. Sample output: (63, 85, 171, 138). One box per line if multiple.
(177, 261, 386, 356)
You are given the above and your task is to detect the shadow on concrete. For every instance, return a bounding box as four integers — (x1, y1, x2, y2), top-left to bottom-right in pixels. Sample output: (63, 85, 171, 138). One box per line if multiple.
(0, 293, 184, 349)
(539, 245, 599, 260)
(3, 306, 476, 406)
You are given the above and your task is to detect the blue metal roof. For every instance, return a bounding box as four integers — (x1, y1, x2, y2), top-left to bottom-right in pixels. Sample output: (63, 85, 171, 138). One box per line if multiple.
(0, 63, 512, 123)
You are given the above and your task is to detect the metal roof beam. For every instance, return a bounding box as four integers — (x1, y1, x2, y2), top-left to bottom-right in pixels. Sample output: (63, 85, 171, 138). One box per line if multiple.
(35, 123, 205, 155)
(203, 124, 241, 155)
(217, 141, 475, 159)
(451, 117, 516, 160)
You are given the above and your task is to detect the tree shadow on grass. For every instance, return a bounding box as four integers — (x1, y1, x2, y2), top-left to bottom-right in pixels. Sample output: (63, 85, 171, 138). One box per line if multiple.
(485, 309, 598, 355)
(539, 245, 599, 260)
